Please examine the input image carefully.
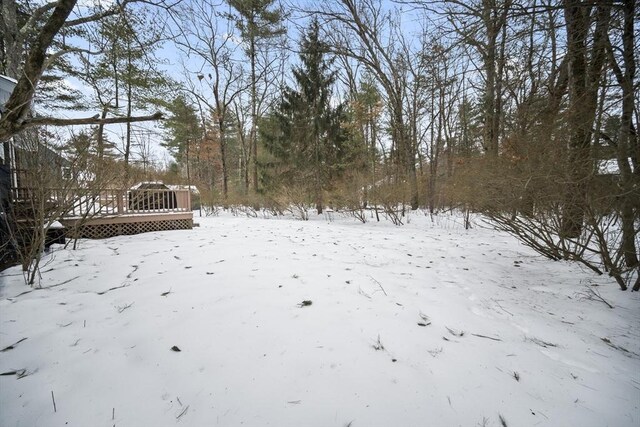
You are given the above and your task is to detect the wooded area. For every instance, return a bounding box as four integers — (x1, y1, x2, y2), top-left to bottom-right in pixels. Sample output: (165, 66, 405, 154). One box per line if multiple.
(0, 0, 638, 290)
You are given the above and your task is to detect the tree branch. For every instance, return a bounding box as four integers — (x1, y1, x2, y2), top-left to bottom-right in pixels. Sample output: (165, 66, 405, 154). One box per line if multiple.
(44, 46, 104, 69)
(0, 0, 77, 141)
(19, 2, 58, 40)
(21, 111, 163, 129)
(64, 0, 133, 27)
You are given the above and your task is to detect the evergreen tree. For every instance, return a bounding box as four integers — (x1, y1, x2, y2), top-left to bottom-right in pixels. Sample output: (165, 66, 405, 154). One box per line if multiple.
(226, 0, 285, 193)
(78, 9, 167, 169)
(162, 96, 202, 184)
(262, 19, 350, 214)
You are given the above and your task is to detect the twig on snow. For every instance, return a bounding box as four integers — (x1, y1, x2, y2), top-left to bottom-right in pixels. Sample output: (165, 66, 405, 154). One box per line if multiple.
(116, 302, 134, 313)
(525, 336, 557, 348)
(492, 299, 513, 316)
(601, 337, 639, 358)
(51, 276, 81, 288)
(369, 276, 387, 296)
(97, 283, 129, 295)
(1, 337, 27, 352)
(6, 276, 80, 299)
(7, 289, 34, 299)
(372, 334, 385, 351)
(51, 390, 57, 413)
(0, 369, 29, 378)
(471, 333, 502, 341)
(176, 405, 189, 420)
(446, 326, 465, 337)
(358, 287, 371, 299)
(576, 286, 614, 309)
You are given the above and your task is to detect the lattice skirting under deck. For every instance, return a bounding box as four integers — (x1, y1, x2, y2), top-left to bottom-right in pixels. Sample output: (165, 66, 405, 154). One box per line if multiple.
(64, 218, 193, 239)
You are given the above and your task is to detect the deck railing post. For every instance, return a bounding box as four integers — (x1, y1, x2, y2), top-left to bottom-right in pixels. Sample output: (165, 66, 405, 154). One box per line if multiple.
(116, 190, 124, 215)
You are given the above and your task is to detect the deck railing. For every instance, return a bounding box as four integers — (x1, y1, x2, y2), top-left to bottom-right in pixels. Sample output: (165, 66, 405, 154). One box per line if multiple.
(10, 187, 192, 218)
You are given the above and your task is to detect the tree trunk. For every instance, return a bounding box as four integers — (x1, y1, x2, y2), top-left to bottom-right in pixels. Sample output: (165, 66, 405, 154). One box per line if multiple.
(96, 106, 109, 160)
(483, 36, 498, 156)
(560, 0, 611, 238)
(0, 0, 77, 141)
(185, 139, 190, 190)
(370, 112, 380, 221)
(613, 0, 638, 269)
(480, 0, 508, 157)
(250, 37, 259, 193)
(219, 121, 229, 200)
(0, 0, 20, 78)
(123, 46, 133, 179)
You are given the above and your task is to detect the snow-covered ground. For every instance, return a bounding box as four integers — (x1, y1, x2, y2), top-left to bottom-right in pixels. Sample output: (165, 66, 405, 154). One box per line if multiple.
(1, 211, 639, 427)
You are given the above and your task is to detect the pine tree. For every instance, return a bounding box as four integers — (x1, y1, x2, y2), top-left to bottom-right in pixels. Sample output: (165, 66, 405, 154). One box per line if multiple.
(162, 96, 202, 185)
(226, 0, 285, 193)
(263, 19, 350, 214)
(78, 9, 167, 170)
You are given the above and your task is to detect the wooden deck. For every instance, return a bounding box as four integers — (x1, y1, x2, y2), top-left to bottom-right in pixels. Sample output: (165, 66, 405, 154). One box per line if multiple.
(61, 212, 194, 239)
(11, 187, 194, 239)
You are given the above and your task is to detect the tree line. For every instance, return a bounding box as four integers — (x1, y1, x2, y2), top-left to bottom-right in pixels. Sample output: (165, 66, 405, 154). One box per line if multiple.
(0, 0, 637, 290)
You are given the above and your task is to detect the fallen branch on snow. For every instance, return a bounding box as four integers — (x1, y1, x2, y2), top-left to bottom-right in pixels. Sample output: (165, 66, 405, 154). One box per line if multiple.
(525, 336, 557, 348)
(6, 276, 80, 300)
(601, 337, 639, 358)
(116, 302, 134, 313)
(176, 405, 189, 419)
(492, 299, 513, 316)
(1, 337, 27, 352)
(369, 276, 387, 296)
(576, 286, 614, 309)
(471, 333, 502, 342)
(0, 369, 30, 378)
(358, 287, 371, 299)
(97, 283, 129, 295)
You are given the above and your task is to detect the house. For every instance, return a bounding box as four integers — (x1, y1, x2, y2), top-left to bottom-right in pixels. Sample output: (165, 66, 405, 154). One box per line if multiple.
(1, 74, 17, 210)
(1, 74, 18, 269)
(1, 74, 193, 271)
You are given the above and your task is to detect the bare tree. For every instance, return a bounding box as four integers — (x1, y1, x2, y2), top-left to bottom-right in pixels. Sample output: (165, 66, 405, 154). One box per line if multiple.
(173, 0, 249, 200)
(605, 0, 638, 282)
(310, 0, 420, 209)
(7, 127, 120, 285)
